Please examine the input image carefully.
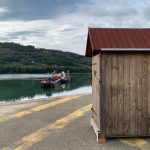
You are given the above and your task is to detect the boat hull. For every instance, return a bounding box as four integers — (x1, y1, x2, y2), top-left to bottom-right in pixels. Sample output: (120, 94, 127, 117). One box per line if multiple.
(61, 79, 69, 84)
(41, 79, 61, 88)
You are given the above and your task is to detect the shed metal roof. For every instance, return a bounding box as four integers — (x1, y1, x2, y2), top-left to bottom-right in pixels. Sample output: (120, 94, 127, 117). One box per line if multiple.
(85, 28, 150, 57)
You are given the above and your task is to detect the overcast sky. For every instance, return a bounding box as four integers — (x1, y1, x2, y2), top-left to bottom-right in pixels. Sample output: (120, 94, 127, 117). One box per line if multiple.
(0, 0, 150, 55)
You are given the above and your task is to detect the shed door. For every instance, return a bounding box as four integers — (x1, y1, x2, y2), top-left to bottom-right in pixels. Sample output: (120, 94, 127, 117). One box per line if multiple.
(92, 54, 100, 128)
(105, 53, 149, 137)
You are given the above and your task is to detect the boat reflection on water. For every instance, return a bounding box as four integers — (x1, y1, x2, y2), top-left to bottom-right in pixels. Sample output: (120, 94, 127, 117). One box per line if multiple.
(42, 83, 70, 97)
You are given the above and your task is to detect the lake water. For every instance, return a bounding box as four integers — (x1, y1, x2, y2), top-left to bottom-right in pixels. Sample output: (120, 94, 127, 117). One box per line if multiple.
(0, 74, 92, 103)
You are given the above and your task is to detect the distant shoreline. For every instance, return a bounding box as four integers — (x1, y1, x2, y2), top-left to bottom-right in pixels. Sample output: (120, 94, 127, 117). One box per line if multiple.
(0, 42, 91, 74)
(0, 72, 92, 75)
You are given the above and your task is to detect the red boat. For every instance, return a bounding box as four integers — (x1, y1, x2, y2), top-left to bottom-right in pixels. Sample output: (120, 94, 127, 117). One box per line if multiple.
(53, 75, 69, 83)
(41, 77, 61, 88)
(41, 75, 69, 88)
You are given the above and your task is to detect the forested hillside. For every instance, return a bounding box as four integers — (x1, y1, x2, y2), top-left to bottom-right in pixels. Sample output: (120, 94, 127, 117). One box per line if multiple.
(0, 42, 91, 74)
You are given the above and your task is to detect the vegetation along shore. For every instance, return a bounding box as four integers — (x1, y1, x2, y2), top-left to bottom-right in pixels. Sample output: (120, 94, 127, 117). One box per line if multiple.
(0, 42, 91, 74)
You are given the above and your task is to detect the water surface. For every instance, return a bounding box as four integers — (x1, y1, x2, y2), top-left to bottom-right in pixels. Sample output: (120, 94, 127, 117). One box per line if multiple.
(0, 74, 92, 102)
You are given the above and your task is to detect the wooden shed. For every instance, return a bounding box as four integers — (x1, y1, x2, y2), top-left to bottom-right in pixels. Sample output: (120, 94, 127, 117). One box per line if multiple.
(85, 28, 150, 143)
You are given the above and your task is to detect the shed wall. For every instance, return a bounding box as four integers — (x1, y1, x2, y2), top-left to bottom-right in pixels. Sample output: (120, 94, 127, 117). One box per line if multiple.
(101, 53, 150, 137)
(92, 54, 100, 129)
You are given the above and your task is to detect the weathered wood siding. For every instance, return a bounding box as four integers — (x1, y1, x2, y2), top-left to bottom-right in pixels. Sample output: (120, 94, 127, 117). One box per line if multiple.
(92, 54, 100, 129)
(100, 53, 150, 137)
(148, 55, 150, 134)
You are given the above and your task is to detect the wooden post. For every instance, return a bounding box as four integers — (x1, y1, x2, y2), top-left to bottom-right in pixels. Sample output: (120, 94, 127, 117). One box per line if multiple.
(91, 118, 106, 143)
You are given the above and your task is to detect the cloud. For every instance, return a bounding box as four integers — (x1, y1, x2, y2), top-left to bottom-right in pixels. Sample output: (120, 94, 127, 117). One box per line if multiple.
(0, 0, 83, 21)
(0, 7, 9, 17)
(77, 0, 150, 27)
(0, 0, 150, 55)
(8, 30, 47, 38)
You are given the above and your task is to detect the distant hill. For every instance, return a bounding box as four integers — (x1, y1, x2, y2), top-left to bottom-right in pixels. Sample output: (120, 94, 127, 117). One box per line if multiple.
(0, 42, 91, 74)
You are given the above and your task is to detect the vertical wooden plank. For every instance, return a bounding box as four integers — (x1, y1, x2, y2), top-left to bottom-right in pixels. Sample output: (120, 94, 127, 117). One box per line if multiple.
(123, 54, 130, 136)
(129, 54, 137, 135)
(111, 54, 118, 136)
(141, 54, 148, 135)
(92, 54, 100, 129)
(136, 55, 142, 135)
(98, 54, 101, 129)
(105, 53, 112, 136)
(100, 53, 106, 138)
(117, 54, 124, 135)
(148, 55, 150, 134)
